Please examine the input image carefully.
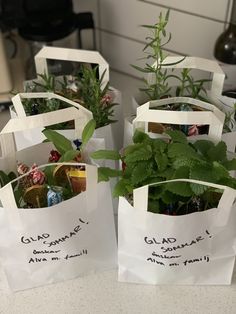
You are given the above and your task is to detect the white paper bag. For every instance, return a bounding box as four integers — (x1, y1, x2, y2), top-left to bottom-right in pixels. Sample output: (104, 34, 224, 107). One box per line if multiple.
(124, 56, 228, 147)
(34, 46, 123, 151)
(212, 94, 236, 152)
(124, 97, 225, 146)
(0, 109, 117, 292)
(10, 92, 93, 151)
(0, 163, 117, 292)
(118, 179, 236, 285)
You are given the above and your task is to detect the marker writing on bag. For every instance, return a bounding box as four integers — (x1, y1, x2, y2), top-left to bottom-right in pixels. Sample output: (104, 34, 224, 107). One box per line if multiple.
(21, 233, 50, 244)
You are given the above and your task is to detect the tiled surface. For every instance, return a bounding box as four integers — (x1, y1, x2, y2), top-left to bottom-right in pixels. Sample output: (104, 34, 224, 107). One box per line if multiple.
(97, 0, 232, 78)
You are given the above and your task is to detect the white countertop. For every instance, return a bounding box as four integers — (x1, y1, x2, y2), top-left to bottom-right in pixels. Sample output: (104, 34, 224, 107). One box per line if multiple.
(0, 267, 236, 314)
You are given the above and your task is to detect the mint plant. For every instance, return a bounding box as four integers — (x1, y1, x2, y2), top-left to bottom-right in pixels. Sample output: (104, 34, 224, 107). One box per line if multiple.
(91, 129, 236, 215)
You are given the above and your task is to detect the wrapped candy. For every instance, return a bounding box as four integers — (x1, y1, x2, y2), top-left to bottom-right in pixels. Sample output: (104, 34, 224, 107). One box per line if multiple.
(17, 162, 31, 189)
(49, 150, 61, 162)
(47, 186, 63, 206)
(29, 164, 45, 185)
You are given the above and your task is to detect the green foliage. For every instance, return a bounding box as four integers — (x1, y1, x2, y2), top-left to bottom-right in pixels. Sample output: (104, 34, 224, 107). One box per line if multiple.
(91, 129, 236, 214)
(97, 167, 122, 182)
(42, 129, 73, 154)
(91, 150, 121, 160)
(43, 119, 95, 159)
(24, 66, 118, 129)
(132, 10, 211, 101)
(81, 119, 96, 150)
(75, 65, 118, 128)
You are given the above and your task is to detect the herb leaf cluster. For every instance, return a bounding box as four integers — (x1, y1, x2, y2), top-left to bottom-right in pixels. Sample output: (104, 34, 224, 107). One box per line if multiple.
(91, 130, 236, 214)
(23, 65, 117, 129)
(132, 10, 211, 101)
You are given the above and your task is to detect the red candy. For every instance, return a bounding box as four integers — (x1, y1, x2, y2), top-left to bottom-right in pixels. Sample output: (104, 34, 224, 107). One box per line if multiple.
(49, 150, 61, 162)
(29, 164, 45, 185)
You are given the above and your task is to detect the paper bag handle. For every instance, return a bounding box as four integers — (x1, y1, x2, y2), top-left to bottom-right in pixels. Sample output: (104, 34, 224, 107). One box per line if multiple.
(0, 106, 92, 171)
(147, 56, 225, 96)
(11, 92, 92, 118)
(133, 179, 236, 224)
(34, 46, 109, 89)
(133, 97, 225, 142)
(0, 163, 98, 211)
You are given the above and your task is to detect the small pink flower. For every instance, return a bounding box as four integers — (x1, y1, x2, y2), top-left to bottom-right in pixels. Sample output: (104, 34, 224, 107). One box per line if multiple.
(101, 94, 112, 106)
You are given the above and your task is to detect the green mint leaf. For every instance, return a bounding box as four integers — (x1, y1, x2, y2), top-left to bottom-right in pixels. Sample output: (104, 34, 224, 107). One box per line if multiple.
(222, 158, 236, 171)
(168, 143, 200, 160)
(112, 179, 130, 197)
(193, 140, 214, 157)
(97, 167, 122, 182)
(124, 143, 147, 156)
(162, 190, 179, 205)
(131, 161, 153, 185)
(166, 181, 193, 197)
(125, 144, 152, 163)
(190, 183, 208, 196)
(172, 157, 198, 169)
(133, 130, 150, 143)
(173, 166, 190, 179)
(90, 150, 121, 160)
(155, 152, 168, 171)
(207, 141, 227, 162)
(164, 129, 187, 144)
(81, 119, 96, 150)
(42, 129, 73, 154)
(157, 168, 175, 179)
(213, 161, 230, 180)
(152, 139, 168, 153)
(190, 162, 218, 183)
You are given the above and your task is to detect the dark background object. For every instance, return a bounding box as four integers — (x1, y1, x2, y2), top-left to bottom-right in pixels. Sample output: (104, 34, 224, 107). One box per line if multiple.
(214, 0, 236, 64)
(0, 0, 96, 49)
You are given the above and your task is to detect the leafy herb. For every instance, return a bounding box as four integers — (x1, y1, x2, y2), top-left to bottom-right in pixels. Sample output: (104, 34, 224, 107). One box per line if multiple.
(91, 129, 236, 214)
(132, 10, 211, 101)
(23, 65, 118, 129)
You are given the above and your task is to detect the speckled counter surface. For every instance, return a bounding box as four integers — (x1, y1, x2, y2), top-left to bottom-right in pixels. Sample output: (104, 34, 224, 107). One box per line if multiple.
(0, 268, 236, 314)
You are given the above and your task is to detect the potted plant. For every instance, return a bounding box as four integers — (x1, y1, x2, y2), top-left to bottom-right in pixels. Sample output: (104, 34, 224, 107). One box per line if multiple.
(125, 10, 235, 146)
(23, 65, 118, 130)
(11, 47, 122, 152)
(91, 129, 236, 215)
(0, 118, 97, 208)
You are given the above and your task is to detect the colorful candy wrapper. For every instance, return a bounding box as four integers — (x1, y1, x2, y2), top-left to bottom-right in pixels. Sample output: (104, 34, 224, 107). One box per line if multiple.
(29, 163, 45, 185)
(17, 162, 32, 189)
(49, 150, 61, 162)
(67, 166, 86, 194)
(47, 186, 63, 207)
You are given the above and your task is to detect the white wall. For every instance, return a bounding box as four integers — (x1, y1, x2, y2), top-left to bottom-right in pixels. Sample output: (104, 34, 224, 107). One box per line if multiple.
(97, 0, 233, 79)
(73, 0, 233, 81)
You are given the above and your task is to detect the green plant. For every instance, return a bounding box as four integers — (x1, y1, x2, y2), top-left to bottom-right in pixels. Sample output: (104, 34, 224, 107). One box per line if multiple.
(0, 119, 96, 208)
(132, 10, 211, 102)
(175, 68, 211, 102)
(23, 65, 118, 129)
(91, 129, 236, 215)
